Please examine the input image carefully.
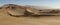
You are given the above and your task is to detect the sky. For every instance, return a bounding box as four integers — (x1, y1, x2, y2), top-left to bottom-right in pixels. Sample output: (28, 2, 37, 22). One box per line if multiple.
(0, 0, 60, 8)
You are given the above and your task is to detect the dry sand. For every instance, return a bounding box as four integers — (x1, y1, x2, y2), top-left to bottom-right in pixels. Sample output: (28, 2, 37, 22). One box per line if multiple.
(0, 9, 60, 25)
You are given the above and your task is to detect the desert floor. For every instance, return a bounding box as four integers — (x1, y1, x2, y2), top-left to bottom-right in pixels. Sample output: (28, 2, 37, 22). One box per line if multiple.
(0, 10, 60, 25)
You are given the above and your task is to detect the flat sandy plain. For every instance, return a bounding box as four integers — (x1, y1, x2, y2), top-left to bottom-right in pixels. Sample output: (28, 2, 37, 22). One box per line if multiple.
(0, 9, 60, 25)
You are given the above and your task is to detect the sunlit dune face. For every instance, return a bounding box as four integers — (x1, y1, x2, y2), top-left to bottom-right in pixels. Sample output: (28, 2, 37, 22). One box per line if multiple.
(26, 7, 40, 15)
(0, 4, 26, 16)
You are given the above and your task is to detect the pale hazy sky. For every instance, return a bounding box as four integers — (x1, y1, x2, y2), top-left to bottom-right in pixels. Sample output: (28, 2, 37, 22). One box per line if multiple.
(0, 0, 60, 8)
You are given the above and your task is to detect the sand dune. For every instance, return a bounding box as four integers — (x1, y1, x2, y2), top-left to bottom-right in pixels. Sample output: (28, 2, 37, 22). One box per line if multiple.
(0, 9, 60, 25)
(0, 4, 60, 25)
